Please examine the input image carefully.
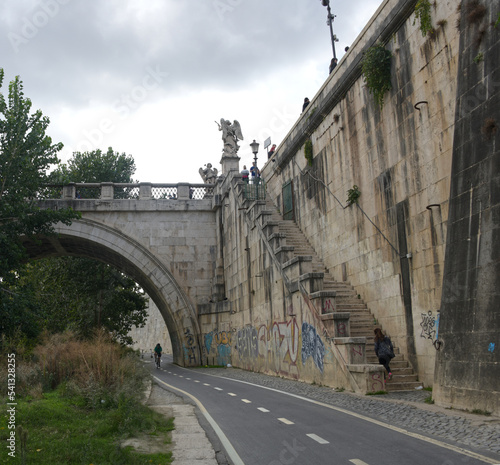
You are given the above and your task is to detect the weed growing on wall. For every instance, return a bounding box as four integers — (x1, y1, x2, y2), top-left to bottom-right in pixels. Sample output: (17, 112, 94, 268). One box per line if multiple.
(304, 139, 313, 166)
(347, 185, 361, 205)
(361, 44, 392, 109)
(414, 0, 433, 36)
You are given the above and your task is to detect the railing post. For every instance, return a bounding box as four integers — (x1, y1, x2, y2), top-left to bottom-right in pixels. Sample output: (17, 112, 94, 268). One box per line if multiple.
(101, 182, 114, 200)
(62, 183, 76, 199)
(177, 183, 190, 200)
(139, 182, 152, 200)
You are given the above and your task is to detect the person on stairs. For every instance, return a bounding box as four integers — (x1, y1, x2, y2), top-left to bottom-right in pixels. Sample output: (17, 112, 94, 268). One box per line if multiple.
(374, 328, 395, 380)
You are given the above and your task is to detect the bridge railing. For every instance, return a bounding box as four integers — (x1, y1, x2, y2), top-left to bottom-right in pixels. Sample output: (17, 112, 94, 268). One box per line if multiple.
(40, 183, 216, 201)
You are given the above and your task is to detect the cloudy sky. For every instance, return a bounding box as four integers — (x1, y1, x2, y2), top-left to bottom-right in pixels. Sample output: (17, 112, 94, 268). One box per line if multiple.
(1, 0, 382, 183)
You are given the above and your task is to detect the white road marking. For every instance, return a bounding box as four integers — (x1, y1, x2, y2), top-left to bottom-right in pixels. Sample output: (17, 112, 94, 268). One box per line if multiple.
(179, 367, 500, 465)
(228, 393, 237, 396)
(278, 418, 294, 425)
(203, 383, 210, 386)
(177, 369, 499, 465)
(186, 377, 191, 380)
(194, 380, 200, 383)
(257, 407, 270, 413)
(241, 399, 252, 403)
(179, 375, 184, 378)
(153, 376, 244, 465)
(214, 387, 223, 391)
(306, 433, 329, 444)
(350, 460, 370, 465)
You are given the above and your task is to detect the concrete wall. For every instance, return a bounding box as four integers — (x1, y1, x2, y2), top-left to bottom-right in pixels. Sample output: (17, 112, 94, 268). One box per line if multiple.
(434, 1, 500, 415)
(259, 0, 461, 387)
(128, 299, 173, 357)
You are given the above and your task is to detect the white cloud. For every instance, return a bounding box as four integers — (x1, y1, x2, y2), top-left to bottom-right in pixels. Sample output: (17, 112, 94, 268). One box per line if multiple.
(1, 0, 383, 183)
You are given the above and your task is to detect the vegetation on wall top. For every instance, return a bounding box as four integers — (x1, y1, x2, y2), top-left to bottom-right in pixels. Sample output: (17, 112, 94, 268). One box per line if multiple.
(414, 0, 434, 37)
(361, 43, 393, 109)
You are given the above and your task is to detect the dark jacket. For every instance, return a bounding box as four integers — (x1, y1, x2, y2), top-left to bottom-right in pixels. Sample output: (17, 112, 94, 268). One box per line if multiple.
(375, 336, 394, 359)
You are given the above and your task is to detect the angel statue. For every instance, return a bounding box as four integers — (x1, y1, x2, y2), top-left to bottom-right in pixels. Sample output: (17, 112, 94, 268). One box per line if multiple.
(216, 118, 244, 157)
(199, 163, 218, 184)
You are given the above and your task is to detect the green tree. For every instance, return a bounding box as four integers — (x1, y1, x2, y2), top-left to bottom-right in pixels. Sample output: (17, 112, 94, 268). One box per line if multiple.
(49, 147, 138, 198)
(27, 148, 147, 343)
(0, 69, 79, 339)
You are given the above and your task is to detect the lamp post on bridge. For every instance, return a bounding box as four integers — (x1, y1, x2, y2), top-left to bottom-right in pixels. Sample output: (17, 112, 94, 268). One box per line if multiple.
(320, 0, 338, 60)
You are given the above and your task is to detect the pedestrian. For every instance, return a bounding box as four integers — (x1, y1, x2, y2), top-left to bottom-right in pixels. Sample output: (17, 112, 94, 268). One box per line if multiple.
(374, 328, 395, 380)
(241, 165, 249, 182)
(302, 97, 310, 113)
(267, 144, 276, 159)
(250, 162, 260, 183)
(329, 57, 338, 74)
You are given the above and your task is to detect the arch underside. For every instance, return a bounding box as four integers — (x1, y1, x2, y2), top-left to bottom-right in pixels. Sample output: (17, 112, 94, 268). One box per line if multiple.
(21, 219, 202, 367)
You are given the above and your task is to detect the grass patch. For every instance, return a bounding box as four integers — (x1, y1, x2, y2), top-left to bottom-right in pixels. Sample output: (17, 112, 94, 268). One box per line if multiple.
(366, 390, 388, 396)
(423, 386, 432, 392)
(1, 388, 174, 464)
(425, 395, 435, 404)
(0, 331, 175, 464)
(471, 409, 492, 416)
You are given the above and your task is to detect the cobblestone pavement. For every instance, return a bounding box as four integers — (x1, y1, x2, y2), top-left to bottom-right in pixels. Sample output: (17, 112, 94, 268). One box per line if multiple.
(193, 367, 500, 457)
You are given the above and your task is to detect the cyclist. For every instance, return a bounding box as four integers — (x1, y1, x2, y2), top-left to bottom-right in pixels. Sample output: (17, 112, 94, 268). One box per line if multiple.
(154, 343, 163, 368)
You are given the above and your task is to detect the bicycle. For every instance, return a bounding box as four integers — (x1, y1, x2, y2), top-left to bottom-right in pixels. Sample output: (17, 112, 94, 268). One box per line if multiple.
(154, 352, 161, 369)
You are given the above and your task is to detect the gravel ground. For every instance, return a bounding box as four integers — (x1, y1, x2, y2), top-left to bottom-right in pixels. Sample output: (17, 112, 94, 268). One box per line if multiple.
(193, 367, 500, 456)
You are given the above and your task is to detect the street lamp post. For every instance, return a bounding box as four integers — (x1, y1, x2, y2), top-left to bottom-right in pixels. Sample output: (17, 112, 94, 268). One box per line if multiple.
(321, 0, 338, 59)
(249, 140, 260, 192)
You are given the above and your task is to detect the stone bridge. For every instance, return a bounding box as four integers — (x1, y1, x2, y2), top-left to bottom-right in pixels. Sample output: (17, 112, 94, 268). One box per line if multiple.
(28, 182, 220, 367)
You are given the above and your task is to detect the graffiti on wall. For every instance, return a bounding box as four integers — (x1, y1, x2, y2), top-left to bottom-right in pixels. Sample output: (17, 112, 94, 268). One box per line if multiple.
(236, 319, 300, 374)
(301, 322, 325, 373)
(204, 329, 232, 366)
(183, 328, 197, 364)
(420, 311, 437, 340)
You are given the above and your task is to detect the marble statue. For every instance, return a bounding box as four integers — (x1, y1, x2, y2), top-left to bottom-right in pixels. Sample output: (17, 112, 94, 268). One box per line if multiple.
(199, 163, 218, 184)
(217, 118, 244, 157)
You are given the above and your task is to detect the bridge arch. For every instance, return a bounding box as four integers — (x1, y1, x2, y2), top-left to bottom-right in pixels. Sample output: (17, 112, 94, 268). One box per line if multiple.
(22, 218, 202, 366)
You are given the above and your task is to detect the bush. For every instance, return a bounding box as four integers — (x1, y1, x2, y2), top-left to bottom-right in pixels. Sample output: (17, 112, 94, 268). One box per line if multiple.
(1, 329, 148, 408)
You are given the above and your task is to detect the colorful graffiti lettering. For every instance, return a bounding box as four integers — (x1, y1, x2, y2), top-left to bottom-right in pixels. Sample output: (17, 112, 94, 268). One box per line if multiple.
(236, 319, 300, 374)
(420, 311, 436, 340)
(301, 322, 325, 373)
(204, 330, 232, 366)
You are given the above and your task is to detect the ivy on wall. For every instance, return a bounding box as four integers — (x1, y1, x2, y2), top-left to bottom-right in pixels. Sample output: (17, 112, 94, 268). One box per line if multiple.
(414, 0, 434, 37)
(361, 43, 393, 109)
(304, 139, 313, 166)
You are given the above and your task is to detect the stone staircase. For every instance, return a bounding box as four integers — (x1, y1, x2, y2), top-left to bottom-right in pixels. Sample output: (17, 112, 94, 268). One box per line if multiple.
(260, 197, 422, 392)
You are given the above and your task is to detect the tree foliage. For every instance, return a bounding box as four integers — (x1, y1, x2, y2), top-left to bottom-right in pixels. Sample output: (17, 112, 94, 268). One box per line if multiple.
(20, 258, 147, 344)
(0, 69, 80, 339)
(361, 44, 393, 109)
(26, 148, 147, 344)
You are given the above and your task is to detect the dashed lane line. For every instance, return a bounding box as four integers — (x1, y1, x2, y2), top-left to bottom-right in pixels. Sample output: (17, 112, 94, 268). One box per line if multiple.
(228, 393, 237, 396)
(277, 418, 294, 425)
(153, 376, 244, 465)
(257, 407, 270, 413)
(349, 460, 370, 465)
(203, 383, 210, 386)
(175, 367, 499, 465)
(307, 433, 329, 445)
(214, 387, 223, 391)
(241, 399, 252, 403)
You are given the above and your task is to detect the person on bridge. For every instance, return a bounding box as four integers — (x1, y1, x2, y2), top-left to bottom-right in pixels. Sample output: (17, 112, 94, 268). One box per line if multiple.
(154, 343, 163, 368)
(241, 165, 249, 182)
(374, 328, 394, 380)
